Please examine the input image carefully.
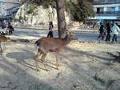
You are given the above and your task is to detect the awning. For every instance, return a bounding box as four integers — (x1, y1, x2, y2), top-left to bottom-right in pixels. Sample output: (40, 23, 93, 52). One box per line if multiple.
(89, 16, 119, 20)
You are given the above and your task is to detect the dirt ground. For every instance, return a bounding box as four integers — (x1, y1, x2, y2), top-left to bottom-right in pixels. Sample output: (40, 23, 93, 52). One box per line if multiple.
(0, 40, 120, 90)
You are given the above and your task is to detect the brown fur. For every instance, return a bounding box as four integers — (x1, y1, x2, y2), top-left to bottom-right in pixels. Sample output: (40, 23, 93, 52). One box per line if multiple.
(34, 33, 75, 71)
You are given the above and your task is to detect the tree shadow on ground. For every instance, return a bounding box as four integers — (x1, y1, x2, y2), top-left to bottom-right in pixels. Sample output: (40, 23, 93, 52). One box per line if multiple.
(107, 52, 120, 63)
(1, 45, 119, 90)
(64, 47, 119, 63)
(5, 50, 51, 71)
(6, 50, 34, 63)
(58, 47, 120, 90)
(0, 56, 62, 90)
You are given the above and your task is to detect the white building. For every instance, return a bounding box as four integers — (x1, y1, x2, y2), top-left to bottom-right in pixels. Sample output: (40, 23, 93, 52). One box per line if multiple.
(0, 1, 5, 16)
(92, 0, 120, 21)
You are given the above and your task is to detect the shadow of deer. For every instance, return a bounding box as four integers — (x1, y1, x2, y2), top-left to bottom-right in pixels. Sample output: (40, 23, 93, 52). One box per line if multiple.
(34, 32, 76, 71)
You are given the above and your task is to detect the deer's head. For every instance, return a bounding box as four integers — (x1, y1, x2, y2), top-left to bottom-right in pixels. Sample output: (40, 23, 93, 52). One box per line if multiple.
(63, 31, 76, 44)
(63, 31, 77, 43)
(0, 36, 11, 42)
(6, 37, 11, 42)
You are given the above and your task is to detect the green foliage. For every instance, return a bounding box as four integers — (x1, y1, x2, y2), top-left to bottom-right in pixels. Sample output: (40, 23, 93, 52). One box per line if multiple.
(22, 0, 95, 22)
(87, 0, 94, 3)
(26, 3, 37, 14)
(66, 0, 95, 22)
(42, 0, 55, 8)
(19, 15, 24, 20)
(22, 0, 55, 8)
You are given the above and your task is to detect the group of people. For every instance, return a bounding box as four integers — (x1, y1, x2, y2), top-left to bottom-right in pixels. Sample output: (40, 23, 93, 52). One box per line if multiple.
(0, 22, 14, 35)
(97, 22, 120, 43)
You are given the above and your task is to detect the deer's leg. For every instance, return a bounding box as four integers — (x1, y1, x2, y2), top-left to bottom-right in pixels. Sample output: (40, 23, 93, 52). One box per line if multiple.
(40, 53, 47, 69)
(0, 43, 3, 54)
(40, 53, 47, 62)
(3, 42, 6, 50)
(34, 48, 42, 60)
(35, 57, 39, 71)
(34, 48, 43, 71)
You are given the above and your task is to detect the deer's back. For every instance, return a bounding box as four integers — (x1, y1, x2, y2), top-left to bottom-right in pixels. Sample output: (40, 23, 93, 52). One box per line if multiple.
(36, 37, 66, 52)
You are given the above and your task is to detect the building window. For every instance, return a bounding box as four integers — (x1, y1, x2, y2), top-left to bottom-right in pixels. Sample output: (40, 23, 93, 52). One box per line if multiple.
(119, 6, 120, 10)
(106, 0, 116, 3)
(107, 7, 115, 13)
(96, 7, 104, 14)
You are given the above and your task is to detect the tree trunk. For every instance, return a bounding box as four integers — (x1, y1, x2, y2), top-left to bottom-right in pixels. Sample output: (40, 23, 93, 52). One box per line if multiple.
(56, 0, 67, 38)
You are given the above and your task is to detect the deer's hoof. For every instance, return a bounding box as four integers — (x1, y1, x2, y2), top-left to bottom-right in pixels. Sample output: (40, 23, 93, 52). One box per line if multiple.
(55, 63, 60, 67)
(34, 56, 39, 60)
(33, 57, 36, 60)
(40, 59, 45, 63)
(56, 64, 59, 70)
(46, 69, 49, 72)
(36, 68, 39, 72)
(56, 67, 59, 70)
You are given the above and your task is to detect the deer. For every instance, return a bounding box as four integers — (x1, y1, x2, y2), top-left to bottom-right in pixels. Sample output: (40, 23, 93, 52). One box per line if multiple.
(34, 31, 75, 71)
(0, 35, 11, 54)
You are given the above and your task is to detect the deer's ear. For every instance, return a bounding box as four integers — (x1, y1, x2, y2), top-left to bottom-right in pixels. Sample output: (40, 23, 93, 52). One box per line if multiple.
(68, 31, 74, 36)
(66, 30, 72, 35)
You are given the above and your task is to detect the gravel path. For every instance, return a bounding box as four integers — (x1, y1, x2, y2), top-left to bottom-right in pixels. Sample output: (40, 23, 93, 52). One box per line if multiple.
(0, 40, 119, 90)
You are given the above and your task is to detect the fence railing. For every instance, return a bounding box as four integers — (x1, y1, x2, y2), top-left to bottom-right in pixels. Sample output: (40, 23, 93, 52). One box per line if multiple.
(96, 11, 120, 16)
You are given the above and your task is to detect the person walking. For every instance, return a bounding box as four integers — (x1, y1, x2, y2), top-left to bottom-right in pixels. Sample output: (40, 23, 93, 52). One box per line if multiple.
(1, 21, 6, 29)
(111, 23, 120, 43)
(47, 21, 54, 38)
(105, 23, 112, 42)
(97, 23, 105, 42)
(6, 22, 14, 35)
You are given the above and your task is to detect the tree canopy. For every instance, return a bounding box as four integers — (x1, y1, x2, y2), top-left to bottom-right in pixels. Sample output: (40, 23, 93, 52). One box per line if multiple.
(21, 0, 94, 22)
(26, 3, 37, 14)
(66, 0, 95, 22)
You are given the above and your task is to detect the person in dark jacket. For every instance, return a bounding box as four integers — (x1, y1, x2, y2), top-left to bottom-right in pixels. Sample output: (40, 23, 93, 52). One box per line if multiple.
(1, 22, 6, 29)
(97, 23, 105, 41)
(47, 21, 54, 38)
(6, 22, 14, 35)
(105, 23, 111, 42)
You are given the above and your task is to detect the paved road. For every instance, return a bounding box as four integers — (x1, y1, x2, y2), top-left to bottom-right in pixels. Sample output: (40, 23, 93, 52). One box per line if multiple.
(1, 28, 120, 42)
